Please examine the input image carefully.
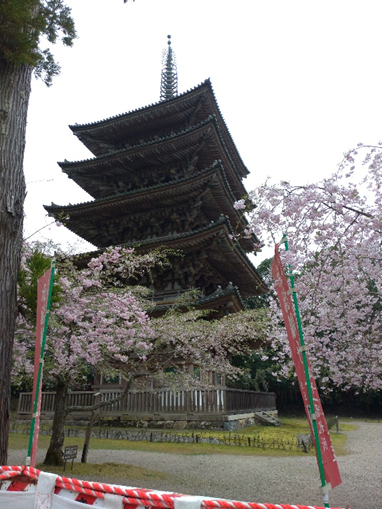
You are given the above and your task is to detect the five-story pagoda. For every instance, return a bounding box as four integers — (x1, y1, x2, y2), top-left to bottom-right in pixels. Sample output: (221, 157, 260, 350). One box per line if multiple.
(45, 36, 267, 316)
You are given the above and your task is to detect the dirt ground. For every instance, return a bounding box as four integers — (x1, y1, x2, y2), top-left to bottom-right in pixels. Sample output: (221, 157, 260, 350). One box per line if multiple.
(8, 420, 382, 509)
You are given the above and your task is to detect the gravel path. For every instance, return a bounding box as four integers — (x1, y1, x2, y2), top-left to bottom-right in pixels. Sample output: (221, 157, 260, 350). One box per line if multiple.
(8, 420, 382, 509)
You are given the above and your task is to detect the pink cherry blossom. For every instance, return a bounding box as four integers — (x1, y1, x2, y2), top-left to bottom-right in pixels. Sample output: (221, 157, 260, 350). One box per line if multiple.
(240, 144, 382, 393)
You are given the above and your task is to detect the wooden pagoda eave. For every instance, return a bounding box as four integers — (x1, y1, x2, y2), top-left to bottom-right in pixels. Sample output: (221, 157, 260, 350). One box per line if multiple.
(44, 163, 257, 252)
(62, 140, 204, 200)
(68, 79, 249, 178)
(150, 283, 246, 318)
(62, 117, 247, 200)
(68, 218, 267, 302)
(70, 91, 204, 152)
(125, 219, 268, 298)
(192, 282, 246, 314)
(53, 218, 266, 297)
(199, 290, 245, 315)
(45, 167, 223, 217)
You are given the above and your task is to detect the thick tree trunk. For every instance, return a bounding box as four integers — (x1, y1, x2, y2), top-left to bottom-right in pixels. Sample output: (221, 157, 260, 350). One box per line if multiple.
(44, 380, 68, 466)
(0, 61, 32, 464)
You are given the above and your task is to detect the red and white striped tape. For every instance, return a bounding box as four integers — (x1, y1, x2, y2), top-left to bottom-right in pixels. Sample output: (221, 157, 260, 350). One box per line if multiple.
(0, 466, 345, 509)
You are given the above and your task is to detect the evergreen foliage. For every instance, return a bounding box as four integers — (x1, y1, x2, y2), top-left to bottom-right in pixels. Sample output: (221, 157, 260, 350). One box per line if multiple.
(17, 245, 62, 326)
(0, 0, 76, 84)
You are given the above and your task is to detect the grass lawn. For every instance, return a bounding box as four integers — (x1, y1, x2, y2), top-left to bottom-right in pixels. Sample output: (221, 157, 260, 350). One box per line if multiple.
(7, 417, 357, 484)
(9, 416, 355, 458)
(34, 461, 168, 482)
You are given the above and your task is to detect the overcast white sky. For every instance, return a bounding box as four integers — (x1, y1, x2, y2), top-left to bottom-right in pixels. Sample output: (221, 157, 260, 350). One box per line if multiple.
(23, 0, 382, 261)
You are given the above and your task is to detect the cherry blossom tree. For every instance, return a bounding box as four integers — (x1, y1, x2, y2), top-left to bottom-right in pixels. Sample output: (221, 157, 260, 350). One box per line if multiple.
(14, 244, 270, 465)
(14, 245, 165, 465)
(149, 306, 270, 389)
(236, 144, 382, 396)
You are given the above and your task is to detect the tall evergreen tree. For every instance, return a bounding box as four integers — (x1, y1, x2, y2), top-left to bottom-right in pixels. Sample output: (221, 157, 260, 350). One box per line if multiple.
(0, 1, 76, 464)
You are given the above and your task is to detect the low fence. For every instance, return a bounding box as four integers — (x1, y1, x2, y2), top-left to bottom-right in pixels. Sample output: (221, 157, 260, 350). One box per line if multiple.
(17, 388, 275, 418)
(10, 424, 311, 453)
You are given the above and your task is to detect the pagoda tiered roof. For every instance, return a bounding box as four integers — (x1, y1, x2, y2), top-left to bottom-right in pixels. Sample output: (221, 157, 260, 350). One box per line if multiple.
(45, 160, 256, 251)
(69, 216, 267, 300)
(45, 77, 267, 310)
(120, 216, 267, 299)
(69, 79, 249, 178)
(61, 116, 248, 200)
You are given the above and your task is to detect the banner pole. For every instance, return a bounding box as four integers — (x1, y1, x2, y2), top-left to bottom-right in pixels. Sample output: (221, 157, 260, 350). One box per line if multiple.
(281, 236, 330, 507)
(26, 261, 56, 466)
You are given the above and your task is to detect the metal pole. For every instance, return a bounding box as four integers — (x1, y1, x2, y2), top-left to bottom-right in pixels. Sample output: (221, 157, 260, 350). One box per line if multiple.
(282, 237, 330, 508)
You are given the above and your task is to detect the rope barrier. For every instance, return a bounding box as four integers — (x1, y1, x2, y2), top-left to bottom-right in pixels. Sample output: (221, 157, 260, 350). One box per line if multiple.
(0, 466, 346, 509)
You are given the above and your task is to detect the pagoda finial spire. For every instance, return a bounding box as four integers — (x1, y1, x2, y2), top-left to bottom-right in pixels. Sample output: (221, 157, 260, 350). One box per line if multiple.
(160, 35, 178, 101)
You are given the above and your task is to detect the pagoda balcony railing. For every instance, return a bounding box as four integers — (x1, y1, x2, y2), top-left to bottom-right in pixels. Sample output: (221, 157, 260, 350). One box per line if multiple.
(17, 388, 275, 418)
(151, 287, 198, 304)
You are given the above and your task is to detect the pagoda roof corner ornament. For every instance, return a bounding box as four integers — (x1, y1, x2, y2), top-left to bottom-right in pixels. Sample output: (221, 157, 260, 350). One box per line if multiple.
(160, 35, 178, 102)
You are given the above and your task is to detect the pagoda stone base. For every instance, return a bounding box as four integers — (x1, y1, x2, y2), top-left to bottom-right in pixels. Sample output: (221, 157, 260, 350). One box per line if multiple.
(61, 410, 278, 430)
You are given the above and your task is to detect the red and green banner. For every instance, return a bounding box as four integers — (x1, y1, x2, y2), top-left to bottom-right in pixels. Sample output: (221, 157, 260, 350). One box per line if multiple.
(28, 263, 55, 467)
(271, 242, 341, 502)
